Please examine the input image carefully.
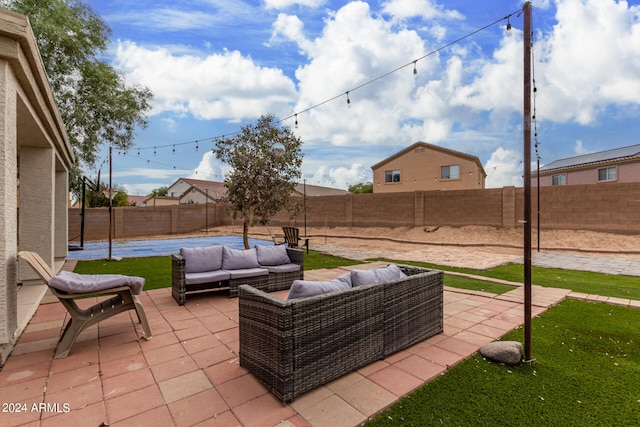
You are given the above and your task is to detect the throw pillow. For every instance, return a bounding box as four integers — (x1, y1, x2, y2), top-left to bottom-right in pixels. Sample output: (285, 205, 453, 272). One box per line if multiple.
(180, 246, 224, 273)
(255, 244, 291, 266)
(222, 247, 260, 270)
(350, 269, 378, 287)
(351, 264, 406, 287)
(374, 264, 407, 283)
(287, 278, 350, 300)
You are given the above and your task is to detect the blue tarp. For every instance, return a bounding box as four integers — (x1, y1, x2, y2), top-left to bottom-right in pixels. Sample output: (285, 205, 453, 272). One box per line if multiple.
(67, 235, 273, 260)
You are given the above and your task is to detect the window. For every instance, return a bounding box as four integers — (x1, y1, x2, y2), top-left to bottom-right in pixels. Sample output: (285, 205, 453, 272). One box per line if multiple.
(598, 167, 617, 182)
(552, 174, 566, 186)
(385, 169, 401, 183)
(440, 164, 460, 180)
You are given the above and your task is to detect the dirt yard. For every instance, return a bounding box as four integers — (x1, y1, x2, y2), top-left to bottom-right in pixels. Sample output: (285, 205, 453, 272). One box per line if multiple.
(213, 224, 640, 259)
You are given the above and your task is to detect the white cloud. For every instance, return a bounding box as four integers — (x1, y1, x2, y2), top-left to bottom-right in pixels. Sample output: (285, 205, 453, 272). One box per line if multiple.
(264, 0, 326, 9)
(381, 0, 464, 21)
(112, 167, 188, 180)
(268, 14, 308, 48)
(534, 0, 640, 124)
(114, 41, 297, 121)
(484, 147, 523, 188)
(573, 139, 589, 155)
(309, 163, 368, 189)
(278, 2, 430, 147)
(190, 151, 231, 181)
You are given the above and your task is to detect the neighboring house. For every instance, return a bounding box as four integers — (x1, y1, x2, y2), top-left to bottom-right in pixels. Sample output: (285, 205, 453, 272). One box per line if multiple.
(167, 178, 227, 204)
(126, 195, 150, 206)
(145, 196, 180, 206)
(167, 177, 348, 204)
(371, 142, 487, 193)
(292, 183, 349, 197)
(533, 144, 640, 187)
(1, 11, 75, 364)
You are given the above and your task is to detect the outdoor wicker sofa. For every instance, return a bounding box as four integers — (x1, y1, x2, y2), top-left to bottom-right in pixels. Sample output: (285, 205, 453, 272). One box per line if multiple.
(238, 265, 443, 403)
(172, 245, 304, 304)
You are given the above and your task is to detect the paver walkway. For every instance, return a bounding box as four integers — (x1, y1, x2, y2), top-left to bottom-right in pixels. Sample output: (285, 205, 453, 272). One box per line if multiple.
(3, 246, 640, 426)
(1, 261, 570, 427)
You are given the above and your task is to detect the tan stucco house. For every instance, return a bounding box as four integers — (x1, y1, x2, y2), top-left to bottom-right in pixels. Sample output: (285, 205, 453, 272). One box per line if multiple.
(532, 144, 640, 186)
(371, 142, 486, 193)
(0, 10, 75, 364)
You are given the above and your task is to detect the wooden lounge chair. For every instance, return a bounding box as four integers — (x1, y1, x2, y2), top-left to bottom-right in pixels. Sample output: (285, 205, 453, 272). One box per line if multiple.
(267, 226, 286, 245)
(18, 251, 152, 358)
(282, 226, 309, 253)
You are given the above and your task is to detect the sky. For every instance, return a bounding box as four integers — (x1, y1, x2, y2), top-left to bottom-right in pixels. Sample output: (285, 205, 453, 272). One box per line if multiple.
(82, 0, 640, 196)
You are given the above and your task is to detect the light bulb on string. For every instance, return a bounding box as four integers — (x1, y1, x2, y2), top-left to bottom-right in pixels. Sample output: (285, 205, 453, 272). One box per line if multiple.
(346, 91, 351, 108)
(172, 145, 175, 154)
(413, 61, 418, 78)
(154, 147, 157, 156)
(506, 17, 512, 35)
(195, 140, 199, 151)
(295, 114, 298, 129)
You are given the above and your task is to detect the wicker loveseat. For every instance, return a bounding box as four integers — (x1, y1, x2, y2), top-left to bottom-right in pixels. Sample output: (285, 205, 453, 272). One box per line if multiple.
(238, 265, 443, 403)
(172, 245, 304, 304)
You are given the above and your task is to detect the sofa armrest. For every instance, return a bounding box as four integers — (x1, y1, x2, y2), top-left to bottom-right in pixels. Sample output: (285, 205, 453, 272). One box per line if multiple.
(286, 247, 304, 272)
(238, 285, 294, 403)
(171, 254, 187, 305)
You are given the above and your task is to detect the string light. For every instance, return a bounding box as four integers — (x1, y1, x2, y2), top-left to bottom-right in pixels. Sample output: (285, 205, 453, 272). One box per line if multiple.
(195, 140, 199, 151)
(413, 60, 418, 78)
(295, 114, 298, 129)
(346, 91, 351, 108)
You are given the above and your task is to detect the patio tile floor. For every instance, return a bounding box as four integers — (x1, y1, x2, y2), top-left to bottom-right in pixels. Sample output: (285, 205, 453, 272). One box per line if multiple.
(0, 263, 570, 427)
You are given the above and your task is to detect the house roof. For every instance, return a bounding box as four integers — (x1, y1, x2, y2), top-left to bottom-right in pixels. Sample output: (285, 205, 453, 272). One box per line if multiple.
(371, 141, 487, 176)
(293, 183, 349, 197)
(539, 144, 640, 173)
(171, 178, 227, 200)
(127, 195, 150, 206)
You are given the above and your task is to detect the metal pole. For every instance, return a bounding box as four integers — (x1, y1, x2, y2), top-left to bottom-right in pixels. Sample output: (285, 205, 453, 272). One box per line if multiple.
(523, 1, 533, 361)
(205, 188, 209, 232)
(537, 155, 540, 252)
(303, 179, 307, 238)
(108, 146, 113, 261)
(80, 178, 86, 249)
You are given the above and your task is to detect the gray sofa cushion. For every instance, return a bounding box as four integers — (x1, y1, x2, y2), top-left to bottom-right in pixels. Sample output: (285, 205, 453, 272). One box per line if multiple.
(222, 247, 260, 270)
(256, 244, 291, 266)
(351, 264, 406, 287)
(185, 270, 231, 285)
(49, 271, 145, 295)
(262, 263, 301, 273)
(180, 246, 223, 273)
(287, 278, 351, 300)
(226, 268, 269, 279)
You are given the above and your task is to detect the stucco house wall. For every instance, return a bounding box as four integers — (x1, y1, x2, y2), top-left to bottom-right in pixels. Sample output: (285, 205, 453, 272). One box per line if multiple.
(372, 142, 486, 193)
(0, 10, 74, 365)
(536, 160, 640, 186)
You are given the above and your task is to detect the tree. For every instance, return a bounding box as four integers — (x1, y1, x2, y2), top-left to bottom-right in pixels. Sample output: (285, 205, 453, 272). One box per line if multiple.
(85, 183, 128, 208)
(148, 186, 169, 197)
(349, 182, 373, 194)
(2, 0, 152, 194)
(215, 115, 303, 248)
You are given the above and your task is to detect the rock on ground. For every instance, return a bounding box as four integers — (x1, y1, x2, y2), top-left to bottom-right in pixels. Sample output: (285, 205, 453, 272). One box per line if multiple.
(480, 341, 524, 365)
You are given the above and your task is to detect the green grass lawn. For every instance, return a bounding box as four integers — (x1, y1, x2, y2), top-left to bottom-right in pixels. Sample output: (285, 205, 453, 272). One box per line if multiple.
(365, 299, 640, 426)
(381, 259, 640, 300)
(73, 249, 640, 425)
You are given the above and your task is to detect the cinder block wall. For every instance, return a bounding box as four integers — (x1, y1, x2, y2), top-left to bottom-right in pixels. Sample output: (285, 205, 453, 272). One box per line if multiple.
(69, 182, 640, 241)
